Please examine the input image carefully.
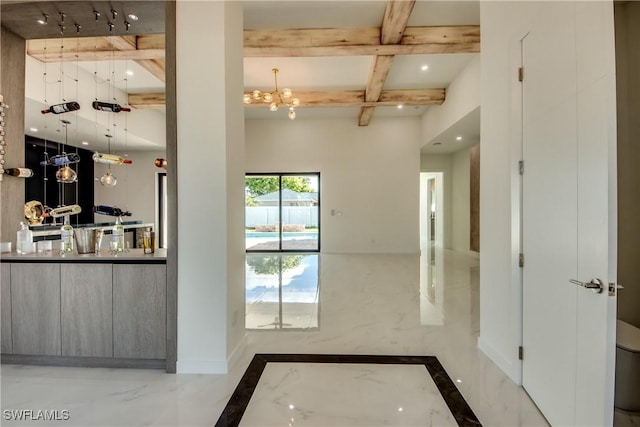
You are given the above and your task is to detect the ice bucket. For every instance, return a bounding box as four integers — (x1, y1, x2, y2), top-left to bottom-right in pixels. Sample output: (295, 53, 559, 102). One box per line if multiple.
(74, 228, 99, 254)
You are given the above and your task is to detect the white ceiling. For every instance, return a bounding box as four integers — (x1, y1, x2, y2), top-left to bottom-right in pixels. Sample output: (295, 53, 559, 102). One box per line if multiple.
(22, 1, 480, 153)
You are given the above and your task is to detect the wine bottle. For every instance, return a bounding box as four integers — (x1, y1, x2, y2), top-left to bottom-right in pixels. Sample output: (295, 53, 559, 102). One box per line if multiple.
(93, 205, 132, 217)
(40, 152, 81, 167)
(154, 158, 167, 169)
(92, 152, 132, 165)
(3, 168, 34, 178)
(60, 215, 74, 254)
(49, 204, 82, 218)
(92, 101, 131, 113)
(110, 216, 125, 253)
(41, 101, 80, 115)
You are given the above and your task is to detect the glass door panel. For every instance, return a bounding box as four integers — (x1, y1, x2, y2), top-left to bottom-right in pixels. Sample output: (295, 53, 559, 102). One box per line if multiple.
(246, 173, 320, 252)
(281, 174, 319, 251)
(245, 175, 281, 251)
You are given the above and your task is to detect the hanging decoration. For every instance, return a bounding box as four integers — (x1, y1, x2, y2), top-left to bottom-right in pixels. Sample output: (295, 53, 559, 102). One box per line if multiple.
(243, 68, 300, 120)
(99, 134, 118, 187)
(55, 119, 77, 184)
(154, 158, 167, 169)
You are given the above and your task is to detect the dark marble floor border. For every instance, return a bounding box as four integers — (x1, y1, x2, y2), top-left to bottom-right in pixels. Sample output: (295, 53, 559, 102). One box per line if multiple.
(215, 354, 482, 427)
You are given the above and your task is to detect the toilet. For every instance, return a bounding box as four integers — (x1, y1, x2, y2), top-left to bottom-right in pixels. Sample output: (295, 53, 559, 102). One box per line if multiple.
(615, 319, 640, 412)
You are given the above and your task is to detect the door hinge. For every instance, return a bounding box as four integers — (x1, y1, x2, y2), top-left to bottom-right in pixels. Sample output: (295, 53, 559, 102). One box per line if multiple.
(518, 160, 524, 175)
(519, 346, 524, 360)
(519, 253, 525, 267)
(518, 67, 524, 82)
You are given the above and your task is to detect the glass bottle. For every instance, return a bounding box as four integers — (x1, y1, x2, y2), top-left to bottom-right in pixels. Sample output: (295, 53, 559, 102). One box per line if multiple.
(40, 152, 81, 167)
(92, 152, 132, 165)
(40, 101, 80, 115)
(3, 168, 34, 178)
(94, 205, 132, 217)
(16, 222, 33, 254)
(60, 215, 74, 254)
(111, 216, 125, 253)
(91, 101, 131, 113)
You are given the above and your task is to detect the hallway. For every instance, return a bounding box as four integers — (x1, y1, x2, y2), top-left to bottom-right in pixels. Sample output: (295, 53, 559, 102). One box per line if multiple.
(1, 250, 547, 426)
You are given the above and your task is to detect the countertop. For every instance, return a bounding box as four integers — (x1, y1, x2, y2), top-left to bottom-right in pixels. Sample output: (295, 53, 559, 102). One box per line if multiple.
(0, 248, 167, 264)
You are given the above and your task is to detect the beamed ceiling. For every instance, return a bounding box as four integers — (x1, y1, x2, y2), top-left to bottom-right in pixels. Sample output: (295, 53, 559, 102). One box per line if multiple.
(2, 1, 480, 148)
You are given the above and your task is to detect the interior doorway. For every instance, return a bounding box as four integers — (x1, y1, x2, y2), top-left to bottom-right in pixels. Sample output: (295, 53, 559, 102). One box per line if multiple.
(420, 172, 443, 249)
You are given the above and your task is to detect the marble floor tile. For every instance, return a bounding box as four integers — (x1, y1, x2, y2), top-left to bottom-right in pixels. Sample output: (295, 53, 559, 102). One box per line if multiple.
(2, 249, 550, 427)
(240, 363, 457, 427)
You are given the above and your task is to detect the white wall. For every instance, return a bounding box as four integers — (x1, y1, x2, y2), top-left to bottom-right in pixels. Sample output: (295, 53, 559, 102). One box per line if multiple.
(451, 147, 472, 252)
(245, 117, 421, 254)
(176, 1, 245, 374)
(479, 1, 617, 397)
(421, 55, 480, 147)
(93, 150, 164, 228)
(24, 55, 165, 150)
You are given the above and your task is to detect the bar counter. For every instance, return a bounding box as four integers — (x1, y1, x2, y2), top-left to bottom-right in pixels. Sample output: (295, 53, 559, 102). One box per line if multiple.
(1, 248, 167, 263)
(1, 249, 168, 370)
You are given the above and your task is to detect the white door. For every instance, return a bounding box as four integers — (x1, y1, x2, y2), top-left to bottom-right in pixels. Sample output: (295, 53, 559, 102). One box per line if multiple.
(521, 2, 617, 426)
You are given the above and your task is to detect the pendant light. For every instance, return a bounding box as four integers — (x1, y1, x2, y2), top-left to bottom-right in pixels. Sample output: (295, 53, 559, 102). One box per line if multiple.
(100, 134, 117, 187)
(56, 120, 77, 183)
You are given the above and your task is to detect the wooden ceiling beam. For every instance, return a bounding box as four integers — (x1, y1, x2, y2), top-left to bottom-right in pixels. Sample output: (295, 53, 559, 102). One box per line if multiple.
(27, 48, 165, 62)
(381, 0, 417, 44)
(105, 35, 137, 51)
(128, 92, 167, 109)
(359, 0, 415, 126)
(364, 55, 395, 103)
(27, 36, 165, 62)
(242, 89, 445, 108)
(135, 59, 166, 83)
(243, 25, 480, 56)
(358, 107, 376, 126)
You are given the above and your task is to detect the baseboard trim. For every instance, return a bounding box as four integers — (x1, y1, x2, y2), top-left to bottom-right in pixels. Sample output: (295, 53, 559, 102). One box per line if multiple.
(1, 354, 165, 370)
(477, 336, 521, 385)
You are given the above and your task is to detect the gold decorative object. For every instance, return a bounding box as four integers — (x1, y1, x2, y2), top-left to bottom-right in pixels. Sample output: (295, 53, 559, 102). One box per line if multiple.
(243, 68, 300, 120)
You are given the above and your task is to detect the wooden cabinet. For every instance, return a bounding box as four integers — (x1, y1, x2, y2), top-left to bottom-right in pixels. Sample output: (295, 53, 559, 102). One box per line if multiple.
(1, 264, 11, 354)
(11, 263, 61, 356)
(2, 257, 167, 366)
(61, 264, 113, 357)
(113, 264, 166, 359)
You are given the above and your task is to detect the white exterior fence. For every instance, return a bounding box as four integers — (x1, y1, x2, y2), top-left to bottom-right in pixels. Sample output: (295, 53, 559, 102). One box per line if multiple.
(246, 206, 319, 228)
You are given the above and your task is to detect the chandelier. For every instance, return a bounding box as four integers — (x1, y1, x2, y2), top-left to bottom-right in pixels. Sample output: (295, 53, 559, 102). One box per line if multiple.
(243, 68, 300, 120)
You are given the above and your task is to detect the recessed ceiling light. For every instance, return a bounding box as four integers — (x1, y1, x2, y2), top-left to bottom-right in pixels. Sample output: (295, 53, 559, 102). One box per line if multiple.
(397, 104, 403, 109)
(127, 13, 139, 21)
(36, 14, 48, 25)
(81, 141, 89, 146)
(126, 70, 134, 76)
(421, 65, 429, 71)
(456, 136, 463, 141)
(30, 127, 38, 132)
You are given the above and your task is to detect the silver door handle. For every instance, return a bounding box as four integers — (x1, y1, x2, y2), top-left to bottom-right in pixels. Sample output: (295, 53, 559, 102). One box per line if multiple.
(608, 282, 624, 296)
(570, 278, 604, 294)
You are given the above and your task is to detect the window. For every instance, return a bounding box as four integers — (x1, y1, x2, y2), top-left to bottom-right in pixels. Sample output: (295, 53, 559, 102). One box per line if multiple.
(245, 173, 320, 252)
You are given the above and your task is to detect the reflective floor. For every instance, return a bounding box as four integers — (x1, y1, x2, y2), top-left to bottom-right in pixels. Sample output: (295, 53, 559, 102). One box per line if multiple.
(1, 249, 549, 426)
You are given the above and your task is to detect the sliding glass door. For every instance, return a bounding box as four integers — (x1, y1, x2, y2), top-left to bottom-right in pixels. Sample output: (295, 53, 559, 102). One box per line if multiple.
(245, 173, 320, 252)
